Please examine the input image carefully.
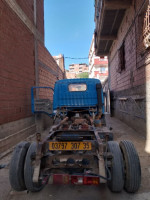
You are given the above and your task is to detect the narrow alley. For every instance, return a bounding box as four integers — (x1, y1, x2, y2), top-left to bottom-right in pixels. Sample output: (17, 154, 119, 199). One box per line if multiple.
(0, 116, 150, 200)
(0, 0, 150, 200)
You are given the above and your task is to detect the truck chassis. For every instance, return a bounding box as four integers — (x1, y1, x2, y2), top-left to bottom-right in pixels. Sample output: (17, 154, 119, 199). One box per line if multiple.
(9, 79, 141, 193)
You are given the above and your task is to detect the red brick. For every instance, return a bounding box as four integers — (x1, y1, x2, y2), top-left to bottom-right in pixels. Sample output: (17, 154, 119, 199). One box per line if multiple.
(0, 0, 64, 126)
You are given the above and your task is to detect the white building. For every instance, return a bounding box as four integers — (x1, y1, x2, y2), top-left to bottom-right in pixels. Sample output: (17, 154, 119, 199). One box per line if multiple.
(89, 35, 108, 84)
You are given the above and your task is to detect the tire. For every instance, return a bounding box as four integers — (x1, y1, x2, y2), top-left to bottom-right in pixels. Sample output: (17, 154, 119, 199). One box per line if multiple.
(107, 141, 124, 192)
(24, 142, 46, 192)
(119, 140, 141, 193)
(9, 141, 30, 191)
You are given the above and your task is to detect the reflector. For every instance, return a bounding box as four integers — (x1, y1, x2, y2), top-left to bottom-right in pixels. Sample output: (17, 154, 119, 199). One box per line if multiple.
(83, 177, 99, 185)
(53, 174, 70, 184)
(71, 176, 83, 185)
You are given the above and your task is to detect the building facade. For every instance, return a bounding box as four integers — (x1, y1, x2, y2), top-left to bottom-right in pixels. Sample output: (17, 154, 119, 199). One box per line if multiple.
(66, 63, 89, 79)
(0, 0, 65, 153)
(53, 54, 65, 79)
(94, 0, 150, 152)
(89, 36, 108, 84)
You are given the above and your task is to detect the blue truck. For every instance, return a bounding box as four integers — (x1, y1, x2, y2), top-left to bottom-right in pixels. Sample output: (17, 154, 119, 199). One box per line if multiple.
(9, 78, 141, 193)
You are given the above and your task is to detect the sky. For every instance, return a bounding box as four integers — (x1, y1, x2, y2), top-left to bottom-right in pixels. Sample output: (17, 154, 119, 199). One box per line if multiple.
(44, 0, 95, 70)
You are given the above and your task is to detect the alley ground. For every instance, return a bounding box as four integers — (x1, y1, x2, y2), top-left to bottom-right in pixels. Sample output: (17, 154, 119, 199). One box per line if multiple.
(0, 116, 150, 200)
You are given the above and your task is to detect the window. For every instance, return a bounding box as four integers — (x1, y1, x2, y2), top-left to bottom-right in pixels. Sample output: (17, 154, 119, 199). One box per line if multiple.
(69, 84, 87, 92)
(70, 67, 74, 70)
(99, 67, 106, 73)
(117, 41, 125, 73)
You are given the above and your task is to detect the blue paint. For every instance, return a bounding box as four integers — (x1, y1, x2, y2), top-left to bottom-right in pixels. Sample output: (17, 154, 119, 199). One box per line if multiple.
(31, 86, 54, 116)
(53, 78, 104, 113)
(31, 79, 105, 116)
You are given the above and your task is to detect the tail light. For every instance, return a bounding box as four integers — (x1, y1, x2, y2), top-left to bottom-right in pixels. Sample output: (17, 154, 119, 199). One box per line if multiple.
(71, 176, 83, 185)
(83, 176, 99, 185)
(49, 174, 100, 185)
(53, 174, 70, 184)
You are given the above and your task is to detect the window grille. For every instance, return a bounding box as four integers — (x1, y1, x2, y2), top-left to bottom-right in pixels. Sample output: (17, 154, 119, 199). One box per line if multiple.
(143, 5, 150, 48)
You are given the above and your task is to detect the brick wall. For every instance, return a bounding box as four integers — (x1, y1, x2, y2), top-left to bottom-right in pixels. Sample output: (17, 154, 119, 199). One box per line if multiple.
(36, 0, 44, 38)
(16, 0, 34, 24)
(0, 0, 64, 126)
(109, 0, 147, 91)
(38, 42, 59, 101)
(108, 0, 148, 136)
(0, 0, 35, 125)
(15, 0, 44, 39)
(0, 0, 65, 152)
(38, 42, 64, 85)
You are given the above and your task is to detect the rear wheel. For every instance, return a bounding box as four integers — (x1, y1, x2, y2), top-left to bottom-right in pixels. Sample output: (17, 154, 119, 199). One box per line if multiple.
(119, 140, 141, 193)
(24, 142, 46, 192)
(9, 141, 30, 191)
(107, 141, 124, 192)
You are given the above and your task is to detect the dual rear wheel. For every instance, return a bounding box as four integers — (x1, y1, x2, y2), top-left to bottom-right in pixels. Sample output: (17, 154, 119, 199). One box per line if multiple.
(9, 140, 141, 193)
(9, 141, 30, 191)
(9, 142, 46, 192)
(107, 140, 141, 193)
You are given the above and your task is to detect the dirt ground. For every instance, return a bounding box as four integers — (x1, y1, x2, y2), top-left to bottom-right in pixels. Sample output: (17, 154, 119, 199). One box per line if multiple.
(0, 116, 150, 200)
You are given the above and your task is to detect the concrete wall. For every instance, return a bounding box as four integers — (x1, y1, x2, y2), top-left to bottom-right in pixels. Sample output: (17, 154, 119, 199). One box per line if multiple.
(0, 0, 65, 153)
(108, 0, 149, 146)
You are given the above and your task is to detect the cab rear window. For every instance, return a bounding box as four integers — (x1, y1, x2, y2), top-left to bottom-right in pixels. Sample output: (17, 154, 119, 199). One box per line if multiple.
(68, 84, 87, 92)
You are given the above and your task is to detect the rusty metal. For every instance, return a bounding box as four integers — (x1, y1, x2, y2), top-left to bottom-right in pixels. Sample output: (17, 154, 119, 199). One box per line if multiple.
(42, 117, 69, 142)
(32, 135, 43, 183)
(32, 113, 110, 184)
(49, 117, 69, 132)
(93, 127, 106, 183)
(73, 118, 86, 125)
(36, 133, 41, 142)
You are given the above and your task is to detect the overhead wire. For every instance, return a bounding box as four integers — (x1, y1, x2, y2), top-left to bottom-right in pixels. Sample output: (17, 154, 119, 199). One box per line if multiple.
(54, 57, 89, 60)
(64, 57, 89, 60)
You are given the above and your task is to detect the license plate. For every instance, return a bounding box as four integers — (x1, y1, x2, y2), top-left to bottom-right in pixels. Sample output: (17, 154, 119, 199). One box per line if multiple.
(49, 142, 91, 151)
